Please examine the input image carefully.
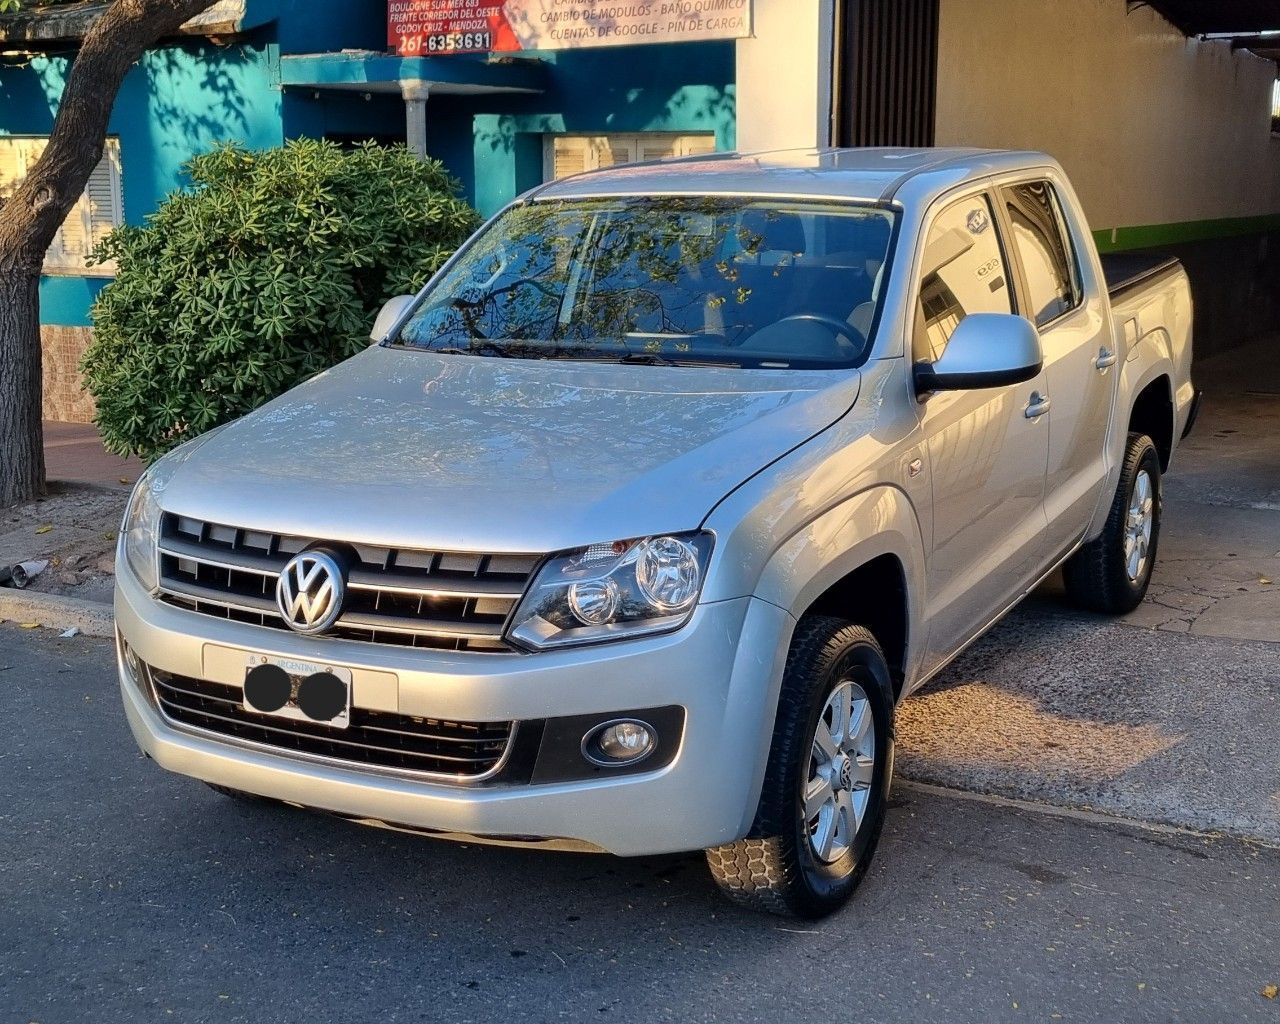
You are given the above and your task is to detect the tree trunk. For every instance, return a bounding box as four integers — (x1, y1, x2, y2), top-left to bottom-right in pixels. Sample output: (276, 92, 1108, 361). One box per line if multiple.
(0, 0, 216, 507)
(0, 269, 44, 507)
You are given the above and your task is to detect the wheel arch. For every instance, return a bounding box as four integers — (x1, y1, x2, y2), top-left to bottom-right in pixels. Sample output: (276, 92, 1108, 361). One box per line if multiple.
(753, 485, 926, 698)
(1129, 373, 1175, 471)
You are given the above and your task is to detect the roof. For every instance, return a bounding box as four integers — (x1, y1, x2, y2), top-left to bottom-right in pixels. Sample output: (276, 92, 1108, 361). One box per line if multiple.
(533, 147, 1051, 205)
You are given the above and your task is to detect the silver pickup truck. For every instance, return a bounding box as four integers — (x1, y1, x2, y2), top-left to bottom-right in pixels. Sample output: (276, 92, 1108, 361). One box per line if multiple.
(115, 148, 1196, 918)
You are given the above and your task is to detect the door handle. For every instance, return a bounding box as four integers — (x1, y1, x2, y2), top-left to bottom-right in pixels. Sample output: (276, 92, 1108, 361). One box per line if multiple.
(1025, 392, 1051, 419)
(1095, 346, 1117, 370)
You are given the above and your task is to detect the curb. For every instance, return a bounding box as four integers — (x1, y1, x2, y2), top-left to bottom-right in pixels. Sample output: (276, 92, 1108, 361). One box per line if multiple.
(0, 589, 114, 638)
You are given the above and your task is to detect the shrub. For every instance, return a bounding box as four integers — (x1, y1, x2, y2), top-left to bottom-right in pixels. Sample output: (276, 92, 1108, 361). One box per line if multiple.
(83, 139, 481, 460)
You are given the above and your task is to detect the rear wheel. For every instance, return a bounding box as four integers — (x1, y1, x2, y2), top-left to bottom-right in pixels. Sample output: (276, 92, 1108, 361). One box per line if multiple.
(1064, 432, 1162, 614)
(704, 618, 894, 918)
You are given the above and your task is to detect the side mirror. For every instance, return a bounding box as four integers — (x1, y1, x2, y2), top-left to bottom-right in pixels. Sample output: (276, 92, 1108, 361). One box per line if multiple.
(913, 313, 1043, 394)
(370, 295, 416, 344)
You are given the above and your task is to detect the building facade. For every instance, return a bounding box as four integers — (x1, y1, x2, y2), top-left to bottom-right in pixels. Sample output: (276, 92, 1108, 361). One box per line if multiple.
(1, 0, 738, 420)
(2, 0, 1278, 422)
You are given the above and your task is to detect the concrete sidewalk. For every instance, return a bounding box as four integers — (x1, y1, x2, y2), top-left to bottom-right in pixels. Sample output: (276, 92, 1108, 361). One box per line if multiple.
(43, 421, 144, 490)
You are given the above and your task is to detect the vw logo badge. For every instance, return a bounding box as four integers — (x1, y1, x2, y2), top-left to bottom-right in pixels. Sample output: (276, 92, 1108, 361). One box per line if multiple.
(276, 550, 345, 634)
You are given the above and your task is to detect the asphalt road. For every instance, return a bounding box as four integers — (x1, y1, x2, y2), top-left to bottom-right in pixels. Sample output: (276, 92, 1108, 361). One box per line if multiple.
(2, 625, 1278, 1024)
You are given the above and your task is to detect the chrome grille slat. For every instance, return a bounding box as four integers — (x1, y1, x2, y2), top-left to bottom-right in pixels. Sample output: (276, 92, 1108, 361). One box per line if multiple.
(156, 514, 537, 653)
(149, 668, 513, 777)
(345, 568, 524, 600)
(335, 609, 505, 641)
(158, 535, 284, 576)
(159, 576, 278, 615)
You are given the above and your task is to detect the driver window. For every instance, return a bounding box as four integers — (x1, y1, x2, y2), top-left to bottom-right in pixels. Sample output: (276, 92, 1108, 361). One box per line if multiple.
(913, 194, 1012, 365)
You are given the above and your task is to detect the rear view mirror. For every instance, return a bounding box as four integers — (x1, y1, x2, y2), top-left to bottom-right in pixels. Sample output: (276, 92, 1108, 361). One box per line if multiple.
(370, 295, 416, 344)
(913, 313, 1042, 394)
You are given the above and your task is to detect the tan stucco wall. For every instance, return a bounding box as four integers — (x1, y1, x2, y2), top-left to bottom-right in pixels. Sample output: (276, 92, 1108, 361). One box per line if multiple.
(935, 0, 1280, 232)
(41, 326, 96, 424)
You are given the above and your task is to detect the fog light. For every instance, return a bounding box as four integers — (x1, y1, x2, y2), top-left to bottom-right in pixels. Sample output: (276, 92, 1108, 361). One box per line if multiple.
(583, 719, 657, 767)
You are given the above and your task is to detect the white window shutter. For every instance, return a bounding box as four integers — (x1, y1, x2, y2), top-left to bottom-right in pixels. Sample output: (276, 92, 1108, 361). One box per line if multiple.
(545, 132, 715, 182)
(594, 135, 634, 169)
(551, 136, 590, 179)
(83, 140, 122, 271)
(679, 135, 717, 157)
(642, 137, 680, 162)
(0, 137, 121, 274)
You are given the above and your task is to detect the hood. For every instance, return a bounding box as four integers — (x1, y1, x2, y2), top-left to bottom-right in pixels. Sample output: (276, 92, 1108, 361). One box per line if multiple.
(160, 346, 861, 553)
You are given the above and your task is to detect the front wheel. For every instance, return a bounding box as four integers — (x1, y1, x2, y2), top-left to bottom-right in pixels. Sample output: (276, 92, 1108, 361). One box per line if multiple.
(1063, 432, 1162, 614)
(704, 618, 894, 918)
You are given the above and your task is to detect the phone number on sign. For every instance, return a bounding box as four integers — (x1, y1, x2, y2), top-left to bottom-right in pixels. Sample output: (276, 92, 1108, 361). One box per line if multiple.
(397, 31, 493, 53)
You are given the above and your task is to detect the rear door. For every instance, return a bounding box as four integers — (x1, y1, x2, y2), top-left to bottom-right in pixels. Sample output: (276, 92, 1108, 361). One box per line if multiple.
(913, 188, 1050, 676)
(998, 178, 1114, 559)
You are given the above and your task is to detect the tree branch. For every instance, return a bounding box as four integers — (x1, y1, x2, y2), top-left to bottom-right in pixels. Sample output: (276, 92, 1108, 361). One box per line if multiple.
(0, 0, 217, 273)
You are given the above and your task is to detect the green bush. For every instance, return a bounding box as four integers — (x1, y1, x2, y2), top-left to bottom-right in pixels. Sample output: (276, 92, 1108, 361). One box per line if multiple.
(83, 139, 481, 460)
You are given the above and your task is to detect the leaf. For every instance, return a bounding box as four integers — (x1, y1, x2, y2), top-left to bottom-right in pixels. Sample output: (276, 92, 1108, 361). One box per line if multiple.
(1263, 984, 1278, 1000)
(20, 623, 40, 629)
(35, 524, 53, 535)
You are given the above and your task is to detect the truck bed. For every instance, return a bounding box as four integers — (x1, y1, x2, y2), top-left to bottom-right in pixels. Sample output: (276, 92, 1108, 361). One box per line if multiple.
(1099, 251, 1182, 300)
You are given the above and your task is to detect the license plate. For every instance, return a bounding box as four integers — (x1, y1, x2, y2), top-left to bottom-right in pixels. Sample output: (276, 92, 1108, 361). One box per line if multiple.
(243, 654, 352, 730)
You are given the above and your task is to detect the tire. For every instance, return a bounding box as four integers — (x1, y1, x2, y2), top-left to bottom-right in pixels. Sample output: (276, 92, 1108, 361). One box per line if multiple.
(704, 618, 895, 918)
(1064, 432, 1162, 614)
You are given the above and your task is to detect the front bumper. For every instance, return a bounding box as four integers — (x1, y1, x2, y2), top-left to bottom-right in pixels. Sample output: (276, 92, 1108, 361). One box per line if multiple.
(116, 564, 792, 856)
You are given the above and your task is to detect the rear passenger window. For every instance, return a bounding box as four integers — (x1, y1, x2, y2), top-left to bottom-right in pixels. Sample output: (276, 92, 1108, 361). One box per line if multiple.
(1003, 181, 1082, 326)
(913, 194, 1012, 364)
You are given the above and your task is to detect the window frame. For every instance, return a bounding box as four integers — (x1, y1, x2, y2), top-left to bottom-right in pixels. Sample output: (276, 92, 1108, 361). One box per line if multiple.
(909, 185, 1021, 369)
(997, 177, 1085, 331)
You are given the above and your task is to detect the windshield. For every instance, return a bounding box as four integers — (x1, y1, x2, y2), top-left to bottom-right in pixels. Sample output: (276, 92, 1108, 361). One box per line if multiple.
(394, 196, 898, 368)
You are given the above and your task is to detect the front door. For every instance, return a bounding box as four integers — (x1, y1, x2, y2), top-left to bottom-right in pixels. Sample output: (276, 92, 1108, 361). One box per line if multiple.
(912, 190, 1050, 677)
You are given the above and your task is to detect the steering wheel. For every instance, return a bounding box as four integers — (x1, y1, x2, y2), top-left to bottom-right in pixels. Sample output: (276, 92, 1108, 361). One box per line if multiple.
(774, 313, 864, 347)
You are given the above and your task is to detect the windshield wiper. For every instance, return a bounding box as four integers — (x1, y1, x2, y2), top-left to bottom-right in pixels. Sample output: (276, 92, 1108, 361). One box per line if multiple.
(434, 341, 512, 358)
(617, 352, 680, 366)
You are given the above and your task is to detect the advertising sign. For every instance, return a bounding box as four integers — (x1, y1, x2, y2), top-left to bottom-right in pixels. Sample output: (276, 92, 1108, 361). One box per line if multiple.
(388, 0, 753, 57)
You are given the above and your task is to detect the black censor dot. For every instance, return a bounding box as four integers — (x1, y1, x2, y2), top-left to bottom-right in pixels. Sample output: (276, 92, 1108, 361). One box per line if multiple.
(297, 672, 346, 722)
(243, 663, 291, 713)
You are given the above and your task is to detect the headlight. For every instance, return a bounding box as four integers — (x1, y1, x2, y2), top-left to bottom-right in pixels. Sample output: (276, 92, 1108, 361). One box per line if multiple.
(120, 473, 162, 592)
(114, 422, 232, 594)
(507, 532, 714, 651)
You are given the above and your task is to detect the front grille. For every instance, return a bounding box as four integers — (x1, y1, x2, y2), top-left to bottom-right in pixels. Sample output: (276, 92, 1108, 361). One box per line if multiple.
(149, 668, 514, 779)
(156, 514, 538, 653)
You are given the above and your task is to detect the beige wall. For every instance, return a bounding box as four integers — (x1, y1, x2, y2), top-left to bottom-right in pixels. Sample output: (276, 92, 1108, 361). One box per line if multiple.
(935, 0, 1280, 232)
(736, 0, 833, 152)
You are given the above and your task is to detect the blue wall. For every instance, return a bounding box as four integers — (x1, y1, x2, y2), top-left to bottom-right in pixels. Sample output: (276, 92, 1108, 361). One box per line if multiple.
(1, 4, 736, 325)
(455, 42, 737, 215)
(2, 37, 284, 325)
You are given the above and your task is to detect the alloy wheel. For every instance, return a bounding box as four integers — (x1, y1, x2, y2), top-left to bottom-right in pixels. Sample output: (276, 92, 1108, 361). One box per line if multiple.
(804, 679, 876, 863)
(1124, 468, 1154, 581)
